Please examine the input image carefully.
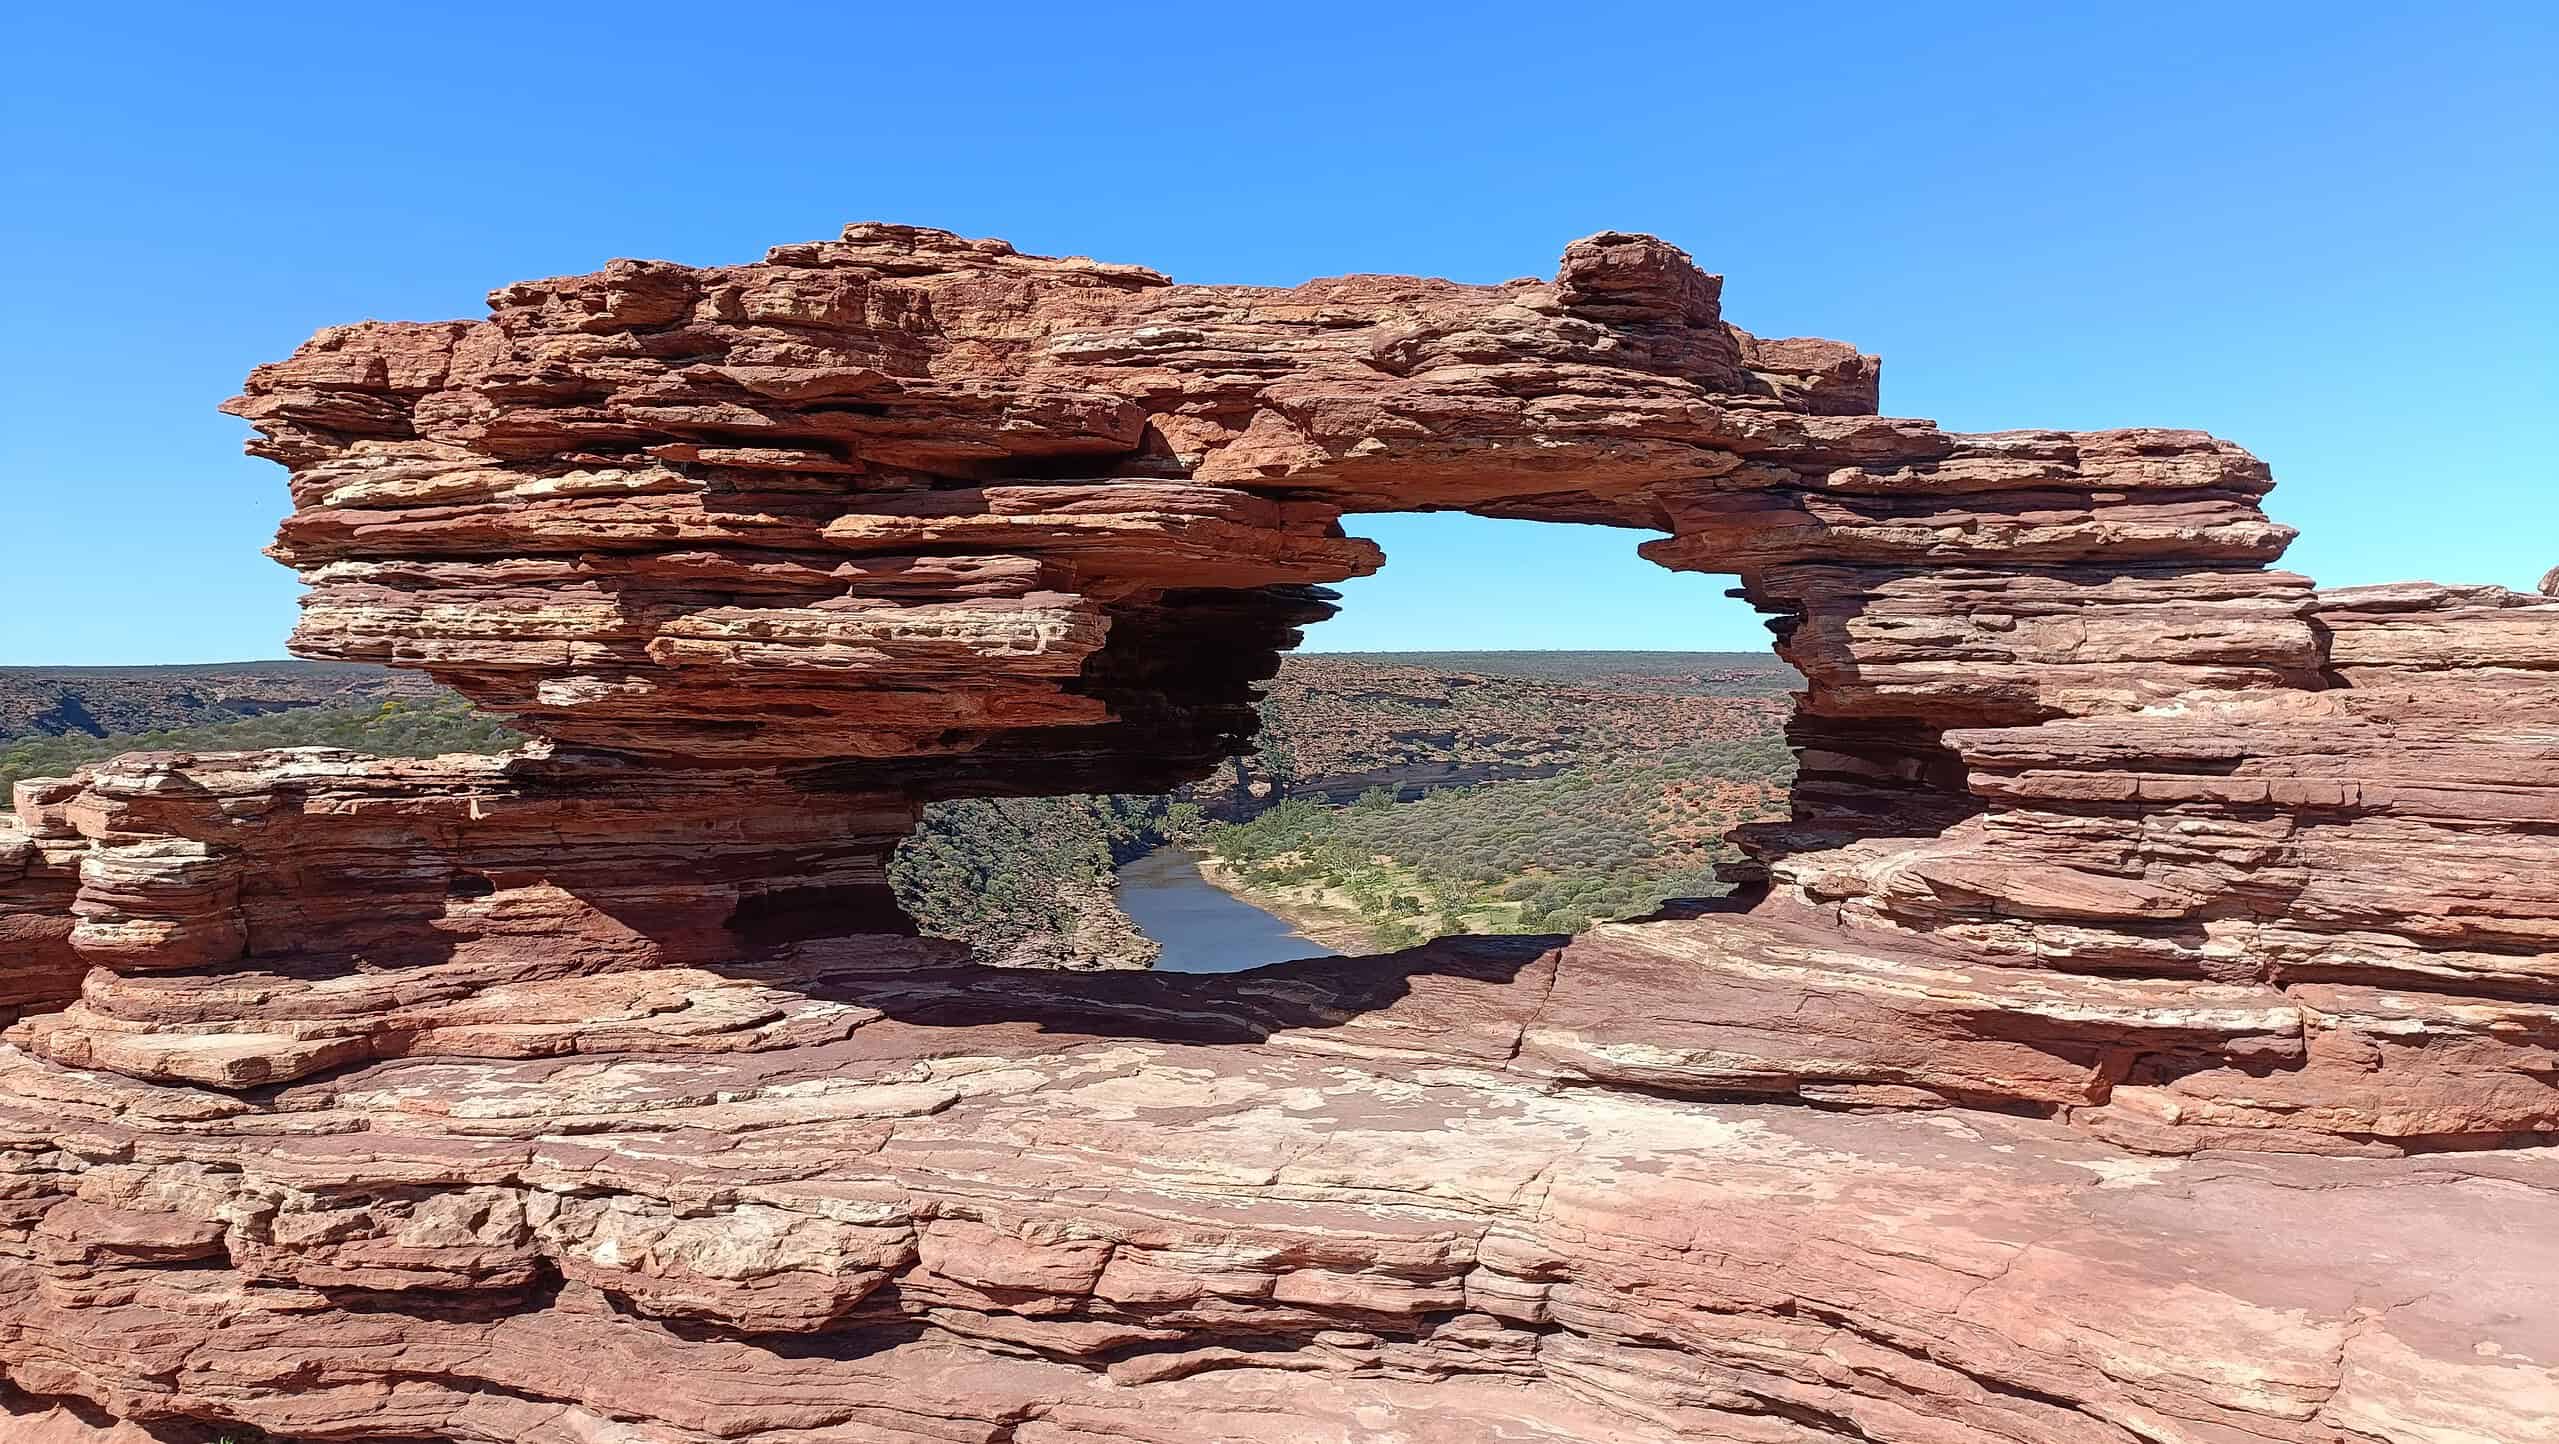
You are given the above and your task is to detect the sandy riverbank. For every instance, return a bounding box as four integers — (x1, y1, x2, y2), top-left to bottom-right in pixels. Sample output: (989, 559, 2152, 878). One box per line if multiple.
(1192, 855, 1378, 956)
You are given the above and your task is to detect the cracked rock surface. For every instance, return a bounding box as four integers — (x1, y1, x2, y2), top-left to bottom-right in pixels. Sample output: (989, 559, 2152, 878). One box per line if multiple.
(3, 940, 2553, 1443)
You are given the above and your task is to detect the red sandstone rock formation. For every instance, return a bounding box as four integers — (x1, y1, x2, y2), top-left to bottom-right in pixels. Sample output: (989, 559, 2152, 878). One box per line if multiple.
(3, 947, 2552, 1443)
(0, 783, 84, 1025)
(13, 748, 932, 1087)
(1, 225, 2552, 1442)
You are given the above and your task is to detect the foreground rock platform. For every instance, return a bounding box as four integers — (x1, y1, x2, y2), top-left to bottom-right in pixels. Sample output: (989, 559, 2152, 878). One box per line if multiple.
(2, 941, 2553, 1444)
(3, 224, 2554, 1439)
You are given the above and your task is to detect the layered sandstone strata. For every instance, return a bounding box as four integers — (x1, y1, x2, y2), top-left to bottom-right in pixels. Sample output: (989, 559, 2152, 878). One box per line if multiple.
(106, 222, 2559, 1152)
(220, 228, 2302, 827)
(1772, 579, 2559, 1151)
(2, 226, 2553, 1441)
(12, 746, 933, 1087)
(0, 945, 2550, 1444)
(0, 782, 84, 1025)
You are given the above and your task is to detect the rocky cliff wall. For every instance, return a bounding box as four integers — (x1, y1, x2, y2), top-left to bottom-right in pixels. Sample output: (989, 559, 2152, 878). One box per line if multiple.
(0, 782, 83, 1025)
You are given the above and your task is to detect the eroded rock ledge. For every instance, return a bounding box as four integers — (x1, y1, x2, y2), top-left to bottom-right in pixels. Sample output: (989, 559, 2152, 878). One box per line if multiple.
(1, 225, 2552, 1440)
(3, 948, 2553, 1443)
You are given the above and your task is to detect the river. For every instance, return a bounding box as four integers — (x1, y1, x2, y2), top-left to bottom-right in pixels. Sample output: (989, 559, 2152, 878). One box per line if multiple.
(1113, 846, 1329, 973)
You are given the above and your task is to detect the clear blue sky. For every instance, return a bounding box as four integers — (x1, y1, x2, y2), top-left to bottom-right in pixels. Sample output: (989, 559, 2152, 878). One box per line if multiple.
(4, 2, 2549, 663)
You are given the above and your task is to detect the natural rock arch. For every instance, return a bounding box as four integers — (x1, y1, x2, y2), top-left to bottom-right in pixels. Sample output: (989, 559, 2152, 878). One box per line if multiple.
(225, 226, 2305, 915)
(1, 225, 2552, 1443)
(33, 223, 2533, 1137)
(14, 223, 2557, 1129)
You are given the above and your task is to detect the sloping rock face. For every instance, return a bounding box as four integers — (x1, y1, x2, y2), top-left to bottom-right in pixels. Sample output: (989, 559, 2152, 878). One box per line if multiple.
(2, 947, 2553, 1444)
(2, 226, 2553, 1441)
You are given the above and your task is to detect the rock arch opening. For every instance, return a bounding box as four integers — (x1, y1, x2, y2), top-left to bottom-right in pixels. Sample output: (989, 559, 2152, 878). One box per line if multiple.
(886, 510, 1799, 971)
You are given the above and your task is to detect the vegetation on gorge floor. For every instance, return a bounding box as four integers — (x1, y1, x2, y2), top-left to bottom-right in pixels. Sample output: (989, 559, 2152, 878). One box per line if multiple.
(890, 794, 1205, 965)
(1200, 734, 1792, 948)
(882, 657, 1796, 960)
(1306, 650, 1793, 694)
